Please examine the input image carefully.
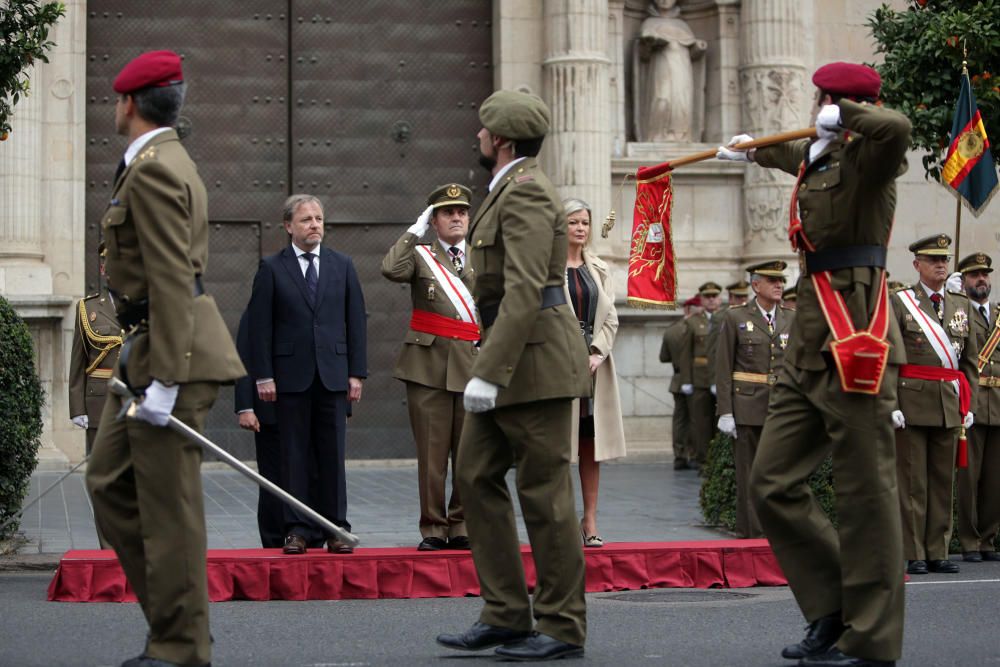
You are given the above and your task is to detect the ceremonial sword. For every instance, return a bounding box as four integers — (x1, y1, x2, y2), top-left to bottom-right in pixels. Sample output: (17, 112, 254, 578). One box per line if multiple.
(109, 377, 360, 548)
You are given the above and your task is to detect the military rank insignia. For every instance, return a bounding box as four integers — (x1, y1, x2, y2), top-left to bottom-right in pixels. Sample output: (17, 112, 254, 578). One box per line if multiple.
(427, 282, 436, 301)
(948, 310, 969, 336)
(745, 321, 754, 333)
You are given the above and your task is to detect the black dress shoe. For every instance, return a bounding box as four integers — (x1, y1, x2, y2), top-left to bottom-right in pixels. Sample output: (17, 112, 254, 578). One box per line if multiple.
(121, 655, 210, 667)
(494, 632, 584, 661)
(963, 551, 983, 562)
(799, 647, 895, 666)
(905, 559, 928, 575)
(982, 550, 1000, 561)
(448, 535, 471, 550)
(282, 534, 306, 555)
(418, 537, 448, 551)
(436, 622, 531, 651)
(326, 538, 354, 554)
(781, 611, 844, 659)
(928, 559, 959, 573)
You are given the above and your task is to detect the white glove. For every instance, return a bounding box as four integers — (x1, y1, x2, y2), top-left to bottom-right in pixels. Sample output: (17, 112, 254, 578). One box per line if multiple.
(717, 414, 737, 438)
(680, 383, 694, 396)
(70, 415, 88, 429)
(946, 272, 963, 293)
(815, 104, 843, 140)
(964, 411, 975, 429)
(133, 380, 180, 427)
(463, 376, 499, 413)
(716, 134, 754, 162)
(710, 384, 717, 396)
(406, 205, 434, 237)
(891, 409, 906, 430)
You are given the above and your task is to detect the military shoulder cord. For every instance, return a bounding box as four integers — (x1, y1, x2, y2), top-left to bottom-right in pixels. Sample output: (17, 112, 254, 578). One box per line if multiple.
(79, 298, 123, 375)
(979, 315, 1000, 374)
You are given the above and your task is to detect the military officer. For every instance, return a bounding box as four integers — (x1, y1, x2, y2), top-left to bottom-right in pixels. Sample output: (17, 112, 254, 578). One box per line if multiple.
(726, 280, 750, 307)
(679, 281, 722, 464)
(436, 90, 591, 661)
(782, 283, 797, 310)
(955, 252, 1000, 562)
(715, 261, 794, 538)
(382, 183, 477, 551)
(718, 62, 911, 666)
(69, 241, 123, 457)
(660, 296, 701, 469)
(892, 234, 979, 576)
(85, 51, 245, 667)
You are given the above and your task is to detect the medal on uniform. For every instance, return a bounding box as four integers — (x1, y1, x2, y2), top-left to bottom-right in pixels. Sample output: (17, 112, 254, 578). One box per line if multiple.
(948, 310, 969, 336)
(427, 282, 436, 301)
(746, 321, 754, 332)
(90, 312, 97, 322)
(779, 333, 789, 349)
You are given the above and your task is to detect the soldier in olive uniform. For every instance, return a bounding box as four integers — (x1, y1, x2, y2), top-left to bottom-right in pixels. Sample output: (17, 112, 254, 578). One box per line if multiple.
(957, 252, 1000, 562)
(679, 281, 722, 464)
(69, 242, 123, 457)
(892, 234, 979, 576)
(436, 91, 591, 662)
(85, 51, 245, 667)
(715, 261, 794, 538)
(659, 296, 701, 469)
(718, 62, 911, 666)
(382, 184, 477, 551)
(726, 280, 750, 307)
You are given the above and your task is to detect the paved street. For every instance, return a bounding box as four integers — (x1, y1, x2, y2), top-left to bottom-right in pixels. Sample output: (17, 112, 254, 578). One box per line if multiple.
(13, 461, 719, 554)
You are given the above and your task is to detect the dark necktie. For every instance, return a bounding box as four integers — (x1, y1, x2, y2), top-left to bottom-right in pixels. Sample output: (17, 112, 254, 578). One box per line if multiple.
(114, 158, 126, 183)
(981, 304, 990, 323)
(448, 246, 463, 275)
(302, 252, 318, 303)
(930, 292, 942, 319)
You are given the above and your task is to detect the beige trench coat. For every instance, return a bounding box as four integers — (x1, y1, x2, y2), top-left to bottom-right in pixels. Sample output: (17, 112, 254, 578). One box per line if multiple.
(565, 250, 627, 462)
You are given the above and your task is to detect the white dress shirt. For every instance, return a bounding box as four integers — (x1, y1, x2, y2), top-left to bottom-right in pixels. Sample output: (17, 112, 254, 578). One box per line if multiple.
(488, 157, 527, 192)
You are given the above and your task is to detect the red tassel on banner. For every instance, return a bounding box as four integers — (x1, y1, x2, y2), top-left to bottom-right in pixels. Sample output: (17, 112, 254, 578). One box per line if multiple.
(627, 162, 676, 309)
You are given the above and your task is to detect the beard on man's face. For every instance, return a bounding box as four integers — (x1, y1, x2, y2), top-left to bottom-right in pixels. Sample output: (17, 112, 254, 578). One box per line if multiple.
(966, 282, 992, 300)
(478, 151, 497, 172)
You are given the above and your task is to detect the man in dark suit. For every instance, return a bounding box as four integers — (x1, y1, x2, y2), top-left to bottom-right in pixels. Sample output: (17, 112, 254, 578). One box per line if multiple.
(247, 194, 367, 555)
(234, 309, 283, 548)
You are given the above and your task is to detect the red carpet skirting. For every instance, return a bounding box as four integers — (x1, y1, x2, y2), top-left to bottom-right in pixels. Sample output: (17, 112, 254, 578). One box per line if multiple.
(47, 539, 785, 603)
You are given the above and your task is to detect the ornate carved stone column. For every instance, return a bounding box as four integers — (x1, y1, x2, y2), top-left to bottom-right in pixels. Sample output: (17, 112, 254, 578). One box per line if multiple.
(543, 0, 612, 239)
(738, 0, 810, 265)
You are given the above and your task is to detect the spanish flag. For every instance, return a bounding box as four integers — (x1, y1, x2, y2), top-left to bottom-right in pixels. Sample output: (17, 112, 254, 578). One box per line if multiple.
(941, 67, 998, 217)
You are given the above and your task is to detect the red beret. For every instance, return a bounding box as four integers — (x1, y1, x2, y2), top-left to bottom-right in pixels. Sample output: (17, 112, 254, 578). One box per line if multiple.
(812, 62, 881, 99)
(683, 295, 702, 307)
(113, 50, 184, 94)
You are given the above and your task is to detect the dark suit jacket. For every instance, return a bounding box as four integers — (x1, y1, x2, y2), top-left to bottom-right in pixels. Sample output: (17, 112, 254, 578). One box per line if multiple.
(235, 309, 277, 425)
(248, 244, 368, 393)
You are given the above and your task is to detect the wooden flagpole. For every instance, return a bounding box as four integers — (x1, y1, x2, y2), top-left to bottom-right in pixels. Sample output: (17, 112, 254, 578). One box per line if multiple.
(663, 127, 818, 170)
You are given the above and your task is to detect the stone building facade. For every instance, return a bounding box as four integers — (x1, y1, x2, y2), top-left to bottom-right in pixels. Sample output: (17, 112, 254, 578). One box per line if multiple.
(3, 0, 997, 463)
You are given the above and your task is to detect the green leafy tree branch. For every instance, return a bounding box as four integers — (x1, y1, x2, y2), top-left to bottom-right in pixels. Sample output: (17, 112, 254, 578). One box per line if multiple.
(0, 1, 66, 139)
(868, 0, 1000, 180)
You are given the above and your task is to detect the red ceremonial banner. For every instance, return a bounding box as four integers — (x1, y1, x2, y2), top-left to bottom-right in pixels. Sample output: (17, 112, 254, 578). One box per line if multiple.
(627, 162, 676, 308)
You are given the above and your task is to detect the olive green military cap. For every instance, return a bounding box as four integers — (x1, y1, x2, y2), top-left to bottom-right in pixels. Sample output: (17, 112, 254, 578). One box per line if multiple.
(958, 251, 993, 274)
(747, 260, 788, 280)
(783, 284, 797, 301)
(479, 90, 551, 140)
(698, 281, 723, 296)
(426, 183, 472, 210)
(908, 233, 952, 256)
(726, 280, 750, 297)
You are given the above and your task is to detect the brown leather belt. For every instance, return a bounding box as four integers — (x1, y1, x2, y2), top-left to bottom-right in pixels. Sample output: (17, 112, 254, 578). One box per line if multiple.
(732, 371, 777, 386)
(981, 376, 1000, 388)
(693, 356, 709, 367)
(88, 368, 114, 379)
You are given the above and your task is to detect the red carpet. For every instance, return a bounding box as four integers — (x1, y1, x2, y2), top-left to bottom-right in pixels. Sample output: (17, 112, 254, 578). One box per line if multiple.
(47, 540, 786, 602)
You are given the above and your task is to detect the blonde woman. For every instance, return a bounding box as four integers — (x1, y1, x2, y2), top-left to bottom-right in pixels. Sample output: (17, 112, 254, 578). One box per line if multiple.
(563, 198, 627, 547)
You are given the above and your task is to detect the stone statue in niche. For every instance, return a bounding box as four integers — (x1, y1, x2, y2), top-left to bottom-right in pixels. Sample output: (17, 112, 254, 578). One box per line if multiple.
(632, 0, 707, 142)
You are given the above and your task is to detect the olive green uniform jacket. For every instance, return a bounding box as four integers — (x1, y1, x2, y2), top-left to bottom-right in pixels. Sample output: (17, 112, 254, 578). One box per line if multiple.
(68, 291, 122, 451)
(660, 318, 694, 463)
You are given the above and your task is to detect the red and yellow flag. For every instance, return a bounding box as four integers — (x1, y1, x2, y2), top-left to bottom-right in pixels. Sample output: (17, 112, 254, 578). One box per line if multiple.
(627, 162, 676, 309)
(942, 68, 998, 217)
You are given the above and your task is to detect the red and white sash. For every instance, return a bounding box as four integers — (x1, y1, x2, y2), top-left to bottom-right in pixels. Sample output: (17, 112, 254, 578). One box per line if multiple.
(896, 289, 959, 372)
(415, 245, 476, 323)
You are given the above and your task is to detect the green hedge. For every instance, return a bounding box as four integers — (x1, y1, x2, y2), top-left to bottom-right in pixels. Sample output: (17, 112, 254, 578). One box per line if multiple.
(699, 431, 837, 532)
(0, 296, 44, 540)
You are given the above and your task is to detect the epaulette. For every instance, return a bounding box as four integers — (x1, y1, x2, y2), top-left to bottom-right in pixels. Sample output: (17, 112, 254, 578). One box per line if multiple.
(779, 304, 794, 311)
(730, 303, 747, 309)
(136, 145, 158, 162)
(889, 283, 911, 294)
(82, 293, 100, 301)
(947, 289, 969, 298)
